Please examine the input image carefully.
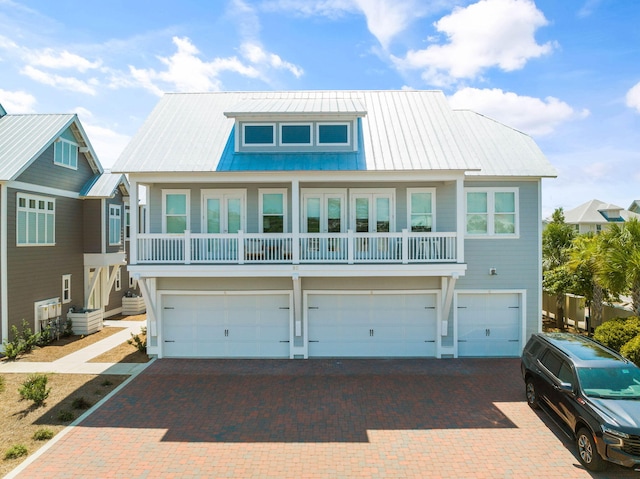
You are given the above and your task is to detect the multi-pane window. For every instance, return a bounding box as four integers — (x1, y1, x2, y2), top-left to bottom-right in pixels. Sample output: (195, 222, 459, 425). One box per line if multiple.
(260, 189, 287, 233)
(17, 193, 55, 245)
(162, 191, 189, 234)
(62, 274, 71, 304)
(408, 189, 434, 232)
(109, 205, 122, 245)
(243, 124, 275, 146)
(54, 139, 78, 169)
(465, 188, 518, 236)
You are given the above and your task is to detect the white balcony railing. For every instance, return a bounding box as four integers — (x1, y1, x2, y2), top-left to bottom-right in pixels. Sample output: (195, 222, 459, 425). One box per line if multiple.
(136, 230, 457, 265)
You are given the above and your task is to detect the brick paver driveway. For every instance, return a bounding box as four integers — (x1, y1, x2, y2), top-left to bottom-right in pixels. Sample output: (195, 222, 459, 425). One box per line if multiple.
(10, 358, 639, 478)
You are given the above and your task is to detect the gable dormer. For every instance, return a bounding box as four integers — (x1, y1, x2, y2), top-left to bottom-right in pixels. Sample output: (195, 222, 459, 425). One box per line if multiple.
(224, 97, 367, 153)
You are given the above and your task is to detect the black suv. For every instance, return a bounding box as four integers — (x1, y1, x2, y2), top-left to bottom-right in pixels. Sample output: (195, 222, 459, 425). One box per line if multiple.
(521, 332, 640, 471)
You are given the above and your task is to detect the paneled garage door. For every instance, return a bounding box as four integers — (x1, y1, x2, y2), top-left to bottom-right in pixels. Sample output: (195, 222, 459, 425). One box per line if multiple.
(457, 293, 522, 357)
(307, 292, 438, 357)
(162, 293, 291, 358)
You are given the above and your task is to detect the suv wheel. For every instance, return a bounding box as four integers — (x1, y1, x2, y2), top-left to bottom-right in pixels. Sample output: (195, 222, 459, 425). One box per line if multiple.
(525, 378, 539, 409)
(576, 428, 607, 471)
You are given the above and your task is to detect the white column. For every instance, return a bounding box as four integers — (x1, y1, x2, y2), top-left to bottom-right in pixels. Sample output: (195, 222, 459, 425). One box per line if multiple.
(129, 179, 138, 264)
(456, 177, 465, 263)
(1, 183, 7, 344)
(291, 179, 300, 264)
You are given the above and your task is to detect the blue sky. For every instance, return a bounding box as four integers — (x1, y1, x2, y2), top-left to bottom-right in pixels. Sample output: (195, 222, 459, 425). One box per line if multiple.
(1, 0, 639, 217)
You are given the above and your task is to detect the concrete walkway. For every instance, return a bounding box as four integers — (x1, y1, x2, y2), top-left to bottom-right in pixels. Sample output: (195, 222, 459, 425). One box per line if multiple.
(0, 319, 150, 375)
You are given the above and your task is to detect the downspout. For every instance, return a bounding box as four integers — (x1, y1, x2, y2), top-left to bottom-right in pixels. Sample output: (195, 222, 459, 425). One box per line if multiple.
(1, 182, 7, 345)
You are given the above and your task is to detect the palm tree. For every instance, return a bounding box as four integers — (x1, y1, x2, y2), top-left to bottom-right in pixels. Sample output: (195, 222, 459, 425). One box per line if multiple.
(542, 208, 575, 329)
(597, 218, 640, 315)
(568, 234, 604, 330)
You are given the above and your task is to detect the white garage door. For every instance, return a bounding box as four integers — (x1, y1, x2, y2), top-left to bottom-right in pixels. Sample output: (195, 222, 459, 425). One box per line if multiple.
(162, 293, 291, 358)
(457, 293, 521, 357)
(307, 292, 438, 357)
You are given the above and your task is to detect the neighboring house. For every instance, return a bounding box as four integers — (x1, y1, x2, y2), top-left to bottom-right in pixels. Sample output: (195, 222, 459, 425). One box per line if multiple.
(628, 200, 640, 214)
(563, 199, 640, 234)
(112, 90, 557, 359)
(0, 106, 134, 346)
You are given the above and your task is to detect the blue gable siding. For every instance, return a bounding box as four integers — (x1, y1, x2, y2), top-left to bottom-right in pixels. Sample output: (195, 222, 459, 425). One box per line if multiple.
(217, 120, 367, 172)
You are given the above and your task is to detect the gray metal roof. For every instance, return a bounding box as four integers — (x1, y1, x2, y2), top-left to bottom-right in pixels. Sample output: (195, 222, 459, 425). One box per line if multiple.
(113, 90, 556, 177)
(81, 171, 130, 198)
(0, 114, 102, 180)
(564, 199, 640, 224)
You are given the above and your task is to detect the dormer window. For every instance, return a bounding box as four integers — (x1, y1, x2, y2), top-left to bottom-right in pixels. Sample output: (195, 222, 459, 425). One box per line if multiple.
(280, 123, 312, 146)
(317, 123, 349, 145)
(242, 123, 275, 146)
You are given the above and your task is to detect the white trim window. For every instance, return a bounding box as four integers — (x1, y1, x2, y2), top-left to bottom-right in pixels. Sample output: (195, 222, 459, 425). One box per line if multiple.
(124, 206, 130, 240)
(279, 123, 312, 146)
(109, 204, 122, 245)
(259, 189, 287, 233)
(62, 274, 72, 304)
(465, 188, 518, 237)
(162, 190, 190, 234)
(407, 188, 435, 232)
(115, 268, 122, 291)
(17, 193, 55, 246)
(316, 122, 350, 146)
(54, 138, 78, 169)
(242, 123, 276, 146)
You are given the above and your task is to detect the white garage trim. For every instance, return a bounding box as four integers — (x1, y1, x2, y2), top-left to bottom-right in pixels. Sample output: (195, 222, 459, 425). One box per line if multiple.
(303, 290, 442, 358)
(157, 290, 293, 358)
(453, 290, 526, 358)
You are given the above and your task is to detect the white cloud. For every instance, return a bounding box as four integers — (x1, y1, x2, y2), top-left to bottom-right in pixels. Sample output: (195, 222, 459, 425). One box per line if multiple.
(20, 65, 97, 95)
(28, 49, 102, 72)
(626, 81, 640, 113)
(393, 0, 554, 85)
(448, 87, 589, 136)
(352, 0, 424, 49)
(240, 42, 304, 78)
(78, 120, 131, 168)
(0, 88, 37, 113)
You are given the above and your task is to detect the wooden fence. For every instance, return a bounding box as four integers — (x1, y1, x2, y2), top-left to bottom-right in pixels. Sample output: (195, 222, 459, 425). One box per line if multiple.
(542, 291, 634, 332)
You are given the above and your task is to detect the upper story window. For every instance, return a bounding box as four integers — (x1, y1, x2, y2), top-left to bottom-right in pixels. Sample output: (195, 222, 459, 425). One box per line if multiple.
(162, 190, 190, 233)
(280, 123, 312, 146)
(243, 123, 275, 146)
(54, 138, 78, 169)
(17, 193, 55, 246)
(317, 123, 349, 145)
(259, 189, 287, 233)
(465, 188, 518, 237)
(109, 204, 122, 245)
(408, 189, 435, 232)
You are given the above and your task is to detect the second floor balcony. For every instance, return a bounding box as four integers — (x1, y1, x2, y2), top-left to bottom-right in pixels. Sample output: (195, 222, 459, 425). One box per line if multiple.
(135, 230, 458, 265)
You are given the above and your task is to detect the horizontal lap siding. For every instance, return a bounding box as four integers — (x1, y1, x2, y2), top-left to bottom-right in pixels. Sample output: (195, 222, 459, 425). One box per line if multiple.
(7, 192, 85, 331)
(457, 180, 541, 339)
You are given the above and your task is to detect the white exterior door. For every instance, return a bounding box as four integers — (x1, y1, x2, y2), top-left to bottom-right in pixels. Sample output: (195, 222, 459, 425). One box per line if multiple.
(202, 191, 245, 234)
(307, 292, 438, 357)
(162, 293, 291, 358)
(457, 293, 522, 357)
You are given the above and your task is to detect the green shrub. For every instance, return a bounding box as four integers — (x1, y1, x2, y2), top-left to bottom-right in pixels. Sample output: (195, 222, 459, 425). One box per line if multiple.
(17, 319, 38, 353)
(127, 326, 147, 354)
(57, 410, 74, 422)
(32, 428, 54, 441)
(620, 335, 640, 367)
(18, 374, 50, 406)
(2, 320, 40, 359)
(71, 397, 92, 410)
(593, 317, 640, 352)
(4, 444, 28, 460)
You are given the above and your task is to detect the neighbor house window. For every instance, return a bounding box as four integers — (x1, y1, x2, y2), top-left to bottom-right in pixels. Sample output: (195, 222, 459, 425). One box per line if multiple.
(243, 123, 275, 146)
(162, 190, 190, 233)
(465, 188, 518, 237)
(280, 123, 312, 146)
(115, 268, 122, 291)
(62, 274, 71, 304)
(109, 205, 122, 245)
(54, 138, 78, 169)
(17, 193, 55, 245)
(317, 123, 349, 145)
(259, 189, 287, 233)
(408, 189, 435, 232)
(129, 275, 137, 289)
(124, 206, 130, 240)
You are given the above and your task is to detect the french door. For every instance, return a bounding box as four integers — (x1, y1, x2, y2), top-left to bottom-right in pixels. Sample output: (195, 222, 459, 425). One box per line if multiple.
(302, 191, 346, 258)
(202, 191, 245, 234)
(351, 191, 394, 257)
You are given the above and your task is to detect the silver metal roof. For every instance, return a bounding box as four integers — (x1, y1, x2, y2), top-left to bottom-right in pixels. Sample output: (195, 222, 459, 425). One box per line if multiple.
(81, 171, 130, 198)
(564, 199, 640, 224)
(0, 114, 102, 180)
(113, 90, 556, 177)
